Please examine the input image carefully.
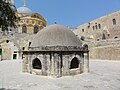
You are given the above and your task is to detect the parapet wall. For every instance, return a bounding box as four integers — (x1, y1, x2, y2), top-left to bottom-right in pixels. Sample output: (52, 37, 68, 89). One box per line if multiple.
(84, 39, 120, 60)
(90, 45, 120, 60)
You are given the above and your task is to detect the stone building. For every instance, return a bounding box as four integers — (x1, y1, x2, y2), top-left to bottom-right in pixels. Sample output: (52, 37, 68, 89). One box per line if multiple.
(0, 38, 19, 60)
(17, 4, 46, 34)
(73, 10, 120, 60)
(4, 0, 46, 34)
(22, 24, 89, 78)
(73, 10, 120, 41)
(0, 0, 46, 60)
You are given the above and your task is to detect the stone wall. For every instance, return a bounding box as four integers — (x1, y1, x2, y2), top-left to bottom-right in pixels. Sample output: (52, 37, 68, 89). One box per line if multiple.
(0, 33, 34, 60)
(86, 39, 120, 60)
(73, 10, 120, 40)
(90, 45, 120, 60)
(22, 50, 89, 77)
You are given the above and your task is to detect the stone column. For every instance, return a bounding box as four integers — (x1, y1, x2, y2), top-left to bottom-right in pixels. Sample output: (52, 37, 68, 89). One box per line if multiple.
(84, 52, 89, 73)
(22, 54, 28, 72)
(80, 53, 84, 73)
(46, 54, 51, 76)
(28, 55, 32, 74)
(58, 54, 62, 77)
(54, 53, 59, 78)
(51, 53, 55, 76)
(62, 55, 70, 76)
(42, 54, 47, 76)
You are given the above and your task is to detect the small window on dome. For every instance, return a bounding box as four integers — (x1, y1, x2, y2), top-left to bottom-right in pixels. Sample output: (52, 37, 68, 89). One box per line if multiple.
(34, 26, 38, 34)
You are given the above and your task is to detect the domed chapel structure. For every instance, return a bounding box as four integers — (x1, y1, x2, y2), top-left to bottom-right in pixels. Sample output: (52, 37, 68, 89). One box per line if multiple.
(22, 24, 89, 78)
(17, 1, 46, 34)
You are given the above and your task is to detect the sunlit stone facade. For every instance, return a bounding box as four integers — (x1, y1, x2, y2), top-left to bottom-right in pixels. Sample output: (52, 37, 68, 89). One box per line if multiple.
(17, 6, 46, 34)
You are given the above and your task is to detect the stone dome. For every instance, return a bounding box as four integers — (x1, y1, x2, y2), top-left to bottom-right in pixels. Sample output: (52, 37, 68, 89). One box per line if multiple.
(17, 6, 32, 15)
(30, 24, 82, 47)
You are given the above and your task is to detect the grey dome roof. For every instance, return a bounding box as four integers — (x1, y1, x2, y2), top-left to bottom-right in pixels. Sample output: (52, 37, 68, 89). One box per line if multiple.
(30, 24, 82, 47)
(17, 6, 32, 15)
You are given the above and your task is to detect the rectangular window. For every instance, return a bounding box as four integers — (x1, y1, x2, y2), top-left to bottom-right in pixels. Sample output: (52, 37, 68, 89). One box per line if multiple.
(13, 54, 17, 60)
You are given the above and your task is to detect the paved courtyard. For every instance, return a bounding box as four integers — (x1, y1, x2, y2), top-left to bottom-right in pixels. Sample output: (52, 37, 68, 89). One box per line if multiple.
(0, 59, 120, 90)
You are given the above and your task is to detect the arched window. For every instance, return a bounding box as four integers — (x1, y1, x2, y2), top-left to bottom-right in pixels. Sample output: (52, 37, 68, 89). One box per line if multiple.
(102, 33, 106, 39)
(70, 57, 79, 69)
(32, 58, 42, 69)
(95, 25, 98, 29)
(112, 19, 116, 25)
(34, 26, 38, 34)
(22, 25, 27, 33)
(98, 24, 101, 29)
(93, 26, 95, 30)
(82, 29, 84, 32)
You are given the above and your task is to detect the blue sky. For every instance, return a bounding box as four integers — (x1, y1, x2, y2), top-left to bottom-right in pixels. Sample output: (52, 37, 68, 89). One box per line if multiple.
(14, 0, 120, 28)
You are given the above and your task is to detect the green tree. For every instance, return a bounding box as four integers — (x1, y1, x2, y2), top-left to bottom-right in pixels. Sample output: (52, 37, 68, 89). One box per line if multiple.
(0, 0, 18, 33)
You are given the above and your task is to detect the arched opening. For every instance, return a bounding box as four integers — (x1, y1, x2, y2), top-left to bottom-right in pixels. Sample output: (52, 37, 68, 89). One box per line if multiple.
(34, 26, 38, 34)
(22, 25, 27, 33)
(98, 24, 101, 29)
(32, 58, 42, 69)
(93, 26, 95, 30)
(102, 33, 106, 39)
(114, 36, 118, 39)
(95, 24, 98, 29)
(70, 57, 79, 69)
(112, 18, 116, 25)
(82, 29, 84, 32)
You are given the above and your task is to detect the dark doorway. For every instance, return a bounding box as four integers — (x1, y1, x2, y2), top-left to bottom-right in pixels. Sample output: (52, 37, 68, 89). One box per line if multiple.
(70, 57, 79, 69)
(32, 58, 42, 69)
(0, 49, 2, 55)
(13, 54, 17, 60)
(22, 25, 27, 33)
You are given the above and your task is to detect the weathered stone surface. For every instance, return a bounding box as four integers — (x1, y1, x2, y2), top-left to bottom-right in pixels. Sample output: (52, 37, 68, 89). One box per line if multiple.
(73, 10, 120, 40)
(30, 24, 82, 47)
(22, 24, 89, 78)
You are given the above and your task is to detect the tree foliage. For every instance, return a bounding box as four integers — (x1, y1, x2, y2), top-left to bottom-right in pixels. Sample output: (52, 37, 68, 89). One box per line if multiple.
(0, 0, 18, 31)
